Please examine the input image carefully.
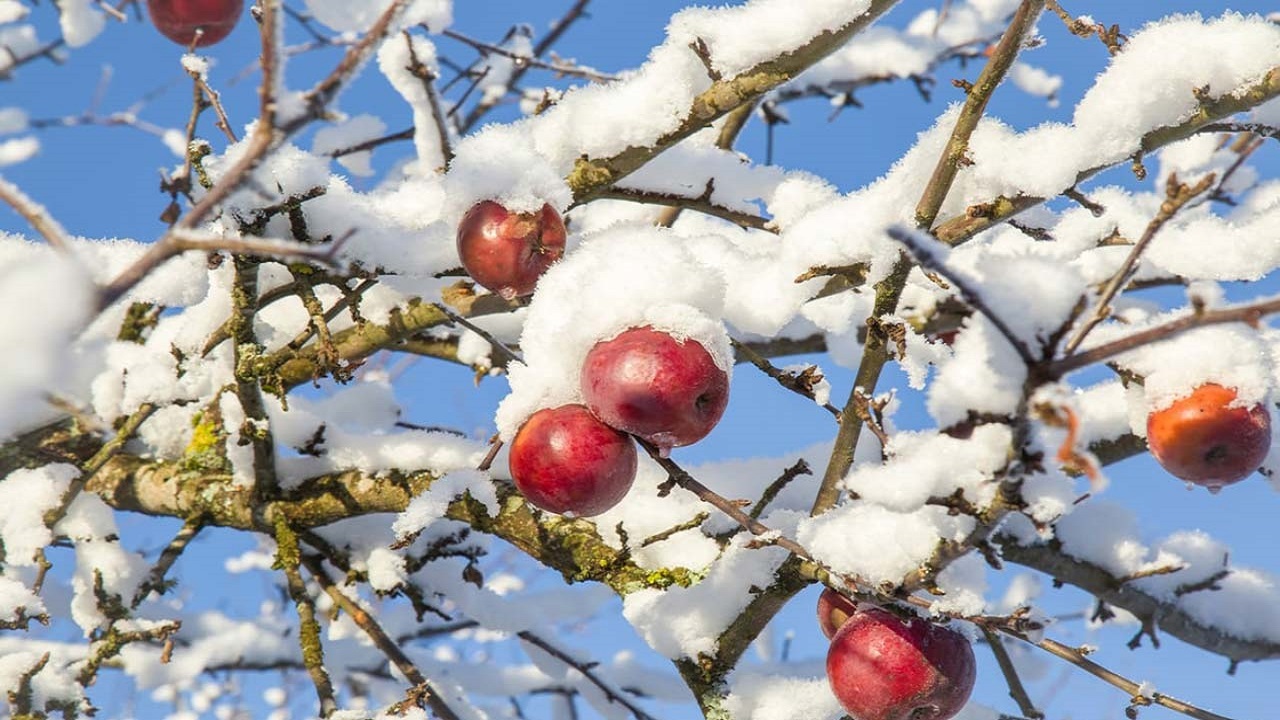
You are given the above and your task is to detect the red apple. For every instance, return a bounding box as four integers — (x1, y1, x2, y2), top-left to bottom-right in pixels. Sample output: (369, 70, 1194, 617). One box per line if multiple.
(1146, 383, 1271, 491)
(826, 607, 976, 720)
(508, 404, 637, 517)
(456, 200, 566, 299)
(817, 587, 860, 640)
(581, 326, 729, 452)
(147, 0, 244, 47)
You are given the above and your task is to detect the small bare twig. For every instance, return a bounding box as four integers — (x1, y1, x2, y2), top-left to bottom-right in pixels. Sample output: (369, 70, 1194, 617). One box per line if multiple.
(1049, 295, 1280, 378)
(0, 176, 72, 252)
(517, 630, 660, 720)
(915, 0, 1046, 228)
(749, 459, 812, 521)
(454, 0, 605, 132)
(591, 183, 775, 233)
(982, 627, 1045, 719)
(639, 512, 711, 547)
(1064, 173, 1216, 354)
(131, 518, 205, 608)
(432, 302, 523, 365)
(301, 554, 464, 720)
(187, 72, 238, 143)
(1044, 0, 1126, 55)
(732, 339, 839, 416)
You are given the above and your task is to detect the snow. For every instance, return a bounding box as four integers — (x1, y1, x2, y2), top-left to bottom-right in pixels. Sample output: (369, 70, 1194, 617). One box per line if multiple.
(927, 317, 1028, 427)
(0, 572, 44, 624)
(0, 24, 40, 76)
(180, 53, 209, 79)
(798, 503, 974, 586)
(392, 469, 499, 543)
(724, 665, 843, 720)
(843, 424, 1010, 512)
(0, 650, 83, 716)
(623, 533, 792, 659)
(58, 492, 148, 634)
(0, 2, 27, 24)
(1105, 324, 1272, 414)
(0, 135, 37, 165)
(55, 0, 105, 47)
(0, 246, 91, 439)
(303, 0, 452, 34)
(0, 464, 77, 567)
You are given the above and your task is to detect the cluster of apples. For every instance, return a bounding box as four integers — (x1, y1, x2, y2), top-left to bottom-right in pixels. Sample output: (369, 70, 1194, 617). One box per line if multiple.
(818, 589, 976, 720)
(456, 201, 730, 516)
(146, 0, 244, 46)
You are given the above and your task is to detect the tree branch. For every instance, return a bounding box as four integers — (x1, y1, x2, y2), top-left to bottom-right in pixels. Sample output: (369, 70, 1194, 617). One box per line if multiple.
(567, 0, 901, 202)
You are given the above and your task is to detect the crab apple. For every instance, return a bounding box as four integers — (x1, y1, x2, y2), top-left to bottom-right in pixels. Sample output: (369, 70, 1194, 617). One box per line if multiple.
(456, 200, 566, 299)
(817, 587, 860, 640)
(826, 607, 976, 720)
(581, 326, 729, 452)
(1146, 383, 1271, 491)
(508, 404, 637, 517)
(146, 0, 244, 47)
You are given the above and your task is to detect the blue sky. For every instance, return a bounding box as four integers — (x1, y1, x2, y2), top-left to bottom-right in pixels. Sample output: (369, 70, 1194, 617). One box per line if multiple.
(2, 1, 1278, 718)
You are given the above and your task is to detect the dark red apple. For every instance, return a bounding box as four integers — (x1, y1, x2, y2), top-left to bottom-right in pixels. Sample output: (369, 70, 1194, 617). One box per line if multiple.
(1146, 383, 1271, 491)
(826, 607, 976, 720)
(817, 587, 860, 640)
(456, 200, 566, 299)
(147, 0, 244, 47)
(508, 404, 637, 517)
(581, 326, 729, 452)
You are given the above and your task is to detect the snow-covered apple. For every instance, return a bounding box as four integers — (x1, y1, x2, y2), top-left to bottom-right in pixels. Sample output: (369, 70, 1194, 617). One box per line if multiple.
(1146, 383, 1271, 491)
(508, 404, 637, 517)
(581, 326, 729, 452)
(456, 200, 567, 299)
(826, 607, 976, 720)
(146, 0, 244, 47)
(817, 587, 860, 639)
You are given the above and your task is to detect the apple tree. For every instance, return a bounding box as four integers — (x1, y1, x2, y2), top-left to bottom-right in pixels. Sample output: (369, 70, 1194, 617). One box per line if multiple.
(0, 0, 1278, 718)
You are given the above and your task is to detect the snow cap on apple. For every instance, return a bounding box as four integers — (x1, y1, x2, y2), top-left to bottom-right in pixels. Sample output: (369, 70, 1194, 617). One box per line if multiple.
(495, 226, 733, 444)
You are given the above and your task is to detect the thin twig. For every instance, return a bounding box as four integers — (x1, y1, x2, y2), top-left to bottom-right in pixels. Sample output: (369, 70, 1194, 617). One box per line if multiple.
(99, 0, 409, 312)
(432, 302, 523, 364)
(190, 74, 238, 143)
(1017, 636, 1234, 720)
(732, 339, 839, 416)
(455, 0, 603, 132)
(130, 518, 205, 608)
(915, 0, 1046, 228)
(1063, 173, 1216, 354)
(982, 627, 1044, 719)
(592, 184, 774, 232)
(275, 519, 338, 717)
(1050, 295, 1280, 377)
(301, 554, 464, 720)
(0, 176, 72, 252)
(518, 631, 659, 720)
